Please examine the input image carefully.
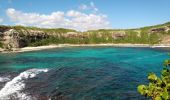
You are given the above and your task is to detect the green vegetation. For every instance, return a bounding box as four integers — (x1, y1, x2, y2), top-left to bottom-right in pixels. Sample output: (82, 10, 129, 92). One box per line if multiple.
(0, 22, 170, 48)
(137, 56, 170, 100)
(12, 25, 76, 34)
(28, 29, 160, 47)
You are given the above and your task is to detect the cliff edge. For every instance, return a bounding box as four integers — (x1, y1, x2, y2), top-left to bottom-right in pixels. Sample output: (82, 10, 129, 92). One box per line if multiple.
(0, 22, 170, 51)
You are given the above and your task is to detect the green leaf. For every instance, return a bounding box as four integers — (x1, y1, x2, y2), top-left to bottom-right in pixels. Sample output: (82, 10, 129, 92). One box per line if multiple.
(155, 96, 162, 100)
(148, 73, 158, 82)
(137, 55, 170, 99)
(161, 91, 169, 100)
(161, 70, 169, 77)
(164, 60, 170, 67)
(137, 85, 148, 95)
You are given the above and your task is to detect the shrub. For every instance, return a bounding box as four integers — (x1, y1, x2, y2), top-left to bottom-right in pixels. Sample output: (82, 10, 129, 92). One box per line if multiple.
(137, 57, 170, 100)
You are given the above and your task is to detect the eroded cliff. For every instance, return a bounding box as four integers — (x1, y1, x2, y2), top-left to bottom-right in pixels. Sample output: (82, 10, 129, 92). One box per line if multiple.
(0, 22, 170, 51)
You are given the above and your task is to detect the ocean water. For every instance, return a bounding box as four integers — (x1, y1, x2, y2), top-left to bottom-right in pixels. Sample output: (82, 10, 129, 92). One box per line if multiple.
(0, 47, 169, 100)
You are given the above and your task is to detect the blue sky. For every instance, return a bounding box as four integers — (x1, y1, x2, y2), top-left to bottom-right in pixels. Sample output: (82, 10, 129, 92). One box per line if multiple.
(0, 0, 170, 30)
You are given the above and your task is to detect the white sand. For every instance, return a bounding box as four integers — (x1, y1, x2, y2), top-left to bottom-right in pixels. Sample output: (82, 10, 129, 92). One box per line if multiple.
(1, 44, 170, 53)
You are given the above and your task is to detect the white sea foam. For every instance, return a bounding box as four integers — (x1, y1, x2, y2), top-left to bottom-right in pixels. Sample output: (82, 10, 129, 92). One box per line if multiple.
(0, 76, 10, 83)
(0, 68, 49, 100)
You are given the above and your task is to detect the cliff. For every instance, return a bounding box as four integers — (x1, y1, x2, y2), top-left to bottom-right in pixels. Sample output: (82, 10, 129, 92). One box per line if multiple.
(0, 22, 170, 50)
(0, 26, 75, 50)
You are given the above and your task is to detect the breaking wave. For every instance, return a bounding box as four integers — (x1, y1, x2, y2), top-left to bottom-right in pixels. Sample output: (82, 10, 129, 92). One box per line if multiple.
(0, 68, 49, 100)
(0, 76, 10, 83)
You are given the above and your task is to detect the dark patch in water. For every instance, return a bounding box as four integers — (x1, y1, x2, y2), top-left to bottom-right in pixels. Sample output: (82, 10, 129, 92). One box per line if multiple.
(23, 64, 147, 100)
(1, 47, 166, 100)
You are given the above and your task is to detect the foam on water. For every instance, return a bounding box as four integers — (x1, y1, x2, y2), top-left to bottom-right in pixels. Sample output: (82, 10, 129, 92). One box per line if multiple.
(0, 47, 168, 99)
(0, 68, 49, 100)
(0, 76, 10, 83)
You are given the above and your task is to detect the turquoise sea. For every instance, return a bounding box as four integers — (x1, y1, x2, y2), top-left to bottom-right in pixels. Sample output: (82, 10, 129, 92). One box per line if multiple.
(0, 47, 169, 100)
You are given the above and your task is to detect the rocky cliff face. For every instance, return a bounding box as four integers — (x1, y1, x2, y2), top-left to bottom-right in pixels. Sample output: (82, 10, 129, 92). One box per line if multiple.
(1, 29, 20, 49)
(0, 27, 128, 50)
(0, 23, 170, 50)
(0, 27, 49, 50)
(150, 26, 170, 33)
(0, 26, 84, 50)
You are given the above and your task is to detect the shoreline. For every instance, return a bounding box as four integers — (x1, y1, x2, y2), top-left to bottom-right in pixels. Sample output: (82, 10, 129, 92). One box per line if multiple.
(1, 43, 170, 53)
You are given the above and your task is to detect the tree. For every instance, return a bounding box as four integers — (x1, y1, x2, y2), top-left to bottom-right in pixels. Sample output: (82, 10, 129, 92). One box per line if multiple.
(137, 57, 170, 100)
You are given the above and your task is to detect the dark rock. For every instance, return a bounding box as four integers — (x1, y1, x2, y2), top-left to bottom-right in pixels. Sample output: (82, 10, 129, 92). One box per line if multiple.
(150, 28, 166, 33)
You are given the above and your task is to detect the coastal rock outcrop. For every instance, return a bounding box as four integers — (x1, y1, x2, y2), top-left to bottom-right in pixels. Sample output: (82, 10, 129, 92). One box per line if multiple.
(0, 22, 170, 51)
(64, 32, 88, 39)
(111, 31, 126, 39)
(150, 26, 170, 33)
(1, 29, 20, 50)
(161, 35, 170, 44)
(0, 28, 49, 50)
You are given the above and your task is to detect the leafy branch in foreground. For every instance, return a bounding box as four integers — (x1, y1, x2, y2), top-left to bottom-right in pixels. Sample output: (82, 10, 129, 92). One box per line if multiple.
(137, 57, 170, 100)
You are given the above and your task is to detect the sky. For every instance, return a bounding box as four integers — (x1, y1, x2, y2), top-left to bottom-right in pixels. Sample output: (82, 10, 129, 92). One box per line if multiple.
(0, 0, 170, 31)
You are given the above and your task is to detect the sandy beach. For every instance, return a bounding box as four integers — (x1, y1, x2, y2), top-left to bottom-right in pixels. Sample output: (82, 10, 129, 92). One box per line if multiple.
(0, 43, 170, 53)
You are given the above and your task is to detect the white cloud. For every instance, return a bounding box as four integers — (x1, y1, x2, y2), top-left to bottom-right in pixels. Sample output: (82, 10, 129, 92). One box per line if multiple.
(66, 10, 85, 17)
(6, 8, 110, 31)
(79, 2, 98, 12)
(0, 18, 3, 23)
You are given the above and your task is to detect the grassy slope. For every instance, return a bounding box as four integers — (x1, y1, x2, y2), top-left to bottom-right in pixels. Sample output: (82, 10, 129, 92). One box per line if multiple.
(0, 22, 170, 47)
(85, 22, 170, 44)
